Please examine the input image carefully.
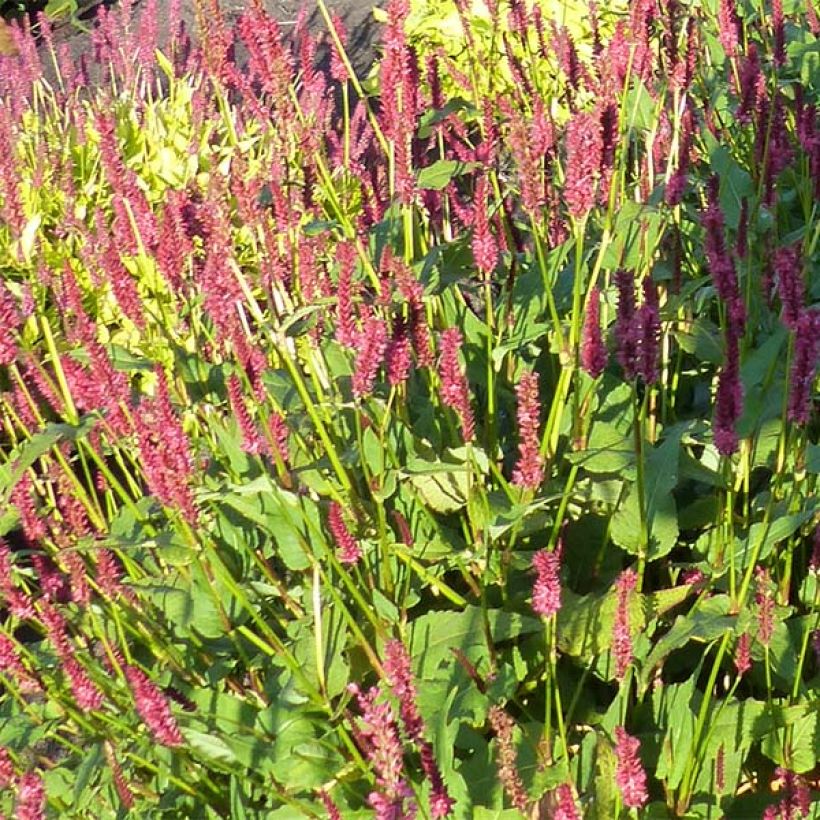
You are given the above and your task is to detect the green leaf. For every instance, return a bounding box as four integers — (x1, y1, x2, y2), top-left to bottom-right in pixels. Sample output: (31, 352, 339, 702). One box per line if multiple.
(710, 145, 754, 229)
(566, 420, 636, 475)
(409, 606, 542, 682)
(416, 159, 473, 190)
(673, 318, 724, 365)
(652, 679, 697, 790)
(217, 477, 319, 571)
(640, 602, 734, 692)
(183, 729, 241, 769)
(611, 433, 680, 560)
(403, 447, 489, 514)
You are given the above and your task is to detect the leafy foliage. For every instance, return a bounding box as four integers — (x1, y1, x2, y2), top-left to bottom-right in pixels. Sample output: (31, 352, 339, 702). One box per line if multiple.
(0, 0, 817, 816)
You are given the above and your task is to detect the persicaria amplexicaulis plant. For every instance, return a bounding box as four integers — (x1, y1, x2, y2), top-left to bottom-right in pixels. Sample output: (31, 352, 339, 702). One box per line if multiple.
(0, 0, 817, 815)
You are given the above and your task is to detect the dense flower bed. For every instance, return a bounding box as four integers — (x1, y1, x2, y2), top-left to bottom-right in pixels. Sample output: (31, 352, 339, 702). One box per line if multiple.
(0, 0, 818, 816)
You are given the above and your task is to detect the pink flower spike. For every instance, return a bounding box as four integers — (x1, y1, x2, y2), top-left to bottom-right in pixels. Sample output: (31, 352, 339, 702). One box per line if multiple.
(532, 546, 562, 619)
(581, 287, 607, 378)
(755, 566, 775, 647)
(348, 682, 416, 820)
(15, 771, 45, 820)
(511, 370, 544, 490)
(352, 316, 389, 399)
(613, 568, 637, 680)
(614, 726, 649, 809)
(328, 502, 362, 565)
(564, 111, 604, 219)
(735, 632, 752, 677)
(124, 665, 185, 748)
(438, 328, 475, 443)
(549, 783, 580, 819)
(382, 640, 453, 817)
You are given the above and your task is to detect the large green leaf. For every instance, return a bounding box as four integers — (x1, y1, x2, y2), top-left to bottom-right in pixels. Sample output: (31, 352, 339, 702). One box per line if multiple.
(408, 605, 541, 682)
(611, 433, 680, 560)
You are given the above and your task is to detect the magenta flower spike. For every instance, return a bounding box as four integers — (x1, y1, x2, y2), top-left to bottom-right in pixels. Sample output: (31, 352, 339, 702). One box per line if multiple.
(613, 568, 637, 680)
(382, 640, 453, 817)
(581, 287, 608, 378)
(532, 544, 562, 618)
(124, 665, 185, 748)
(438, 328, 475, 443)
(511, 370, 544, 490)
(614, 726, 649, 809)
(328, 502, 362, 565)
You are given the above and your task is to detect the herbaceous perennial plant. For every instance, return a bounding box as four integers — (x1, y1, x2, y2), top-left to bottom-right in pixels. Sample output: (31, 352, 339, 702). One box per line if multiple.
(0, 0, 817, 815)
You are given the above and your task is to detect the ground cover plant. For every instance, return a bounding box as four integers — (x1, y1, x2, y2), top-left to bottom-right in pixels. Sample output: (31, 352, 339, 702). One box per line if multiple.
(0, 0, 819, 815)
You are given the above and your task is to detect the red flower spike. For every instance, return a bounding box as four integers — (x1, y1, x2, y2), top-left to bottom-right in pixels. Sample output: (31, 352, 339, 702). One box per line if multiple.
(15, 771, 46, 820)
(382, 640, 453, 817)
(532, 545, 562, 619)
(512, 370, 544, 490)
(348, 683, 416, 820)
(328, 502, 362, 565)
(438, 329, 475, 443)
(787, 308, 820, 426)
(613, 568, 637, 680)
(124, 665, 185, 748)
(614, 726, 649, 809)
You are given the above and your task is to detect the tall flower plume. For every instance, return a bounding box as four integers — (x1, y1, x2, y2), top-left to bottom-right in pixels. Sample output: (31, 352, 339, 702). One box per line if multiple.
(511, 370, 544, 489)
(701, 176, 745, 328)
(124, 664, 185, 748)
(15, 771, 46, 820)
(755, 566, 775, 647)
(133, 369, 198, 524)
(581, 287, 607, 378)
(788, 308, 820, 425)
(488, 705, 528, 813)
(348, 683, 416, 820)
(383, 640, 453, 817)
(614, 726, 649, 809)
(352, 315, 389, 399)
(564, 111, 603, 219)
(774, 244, 804, 330)
(532, 543, 562, 618)
(615, 269, 638, 380)
(613, 568, 637, 680)
(328, 502, 362, 565)
(438, 328, 475, 443)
